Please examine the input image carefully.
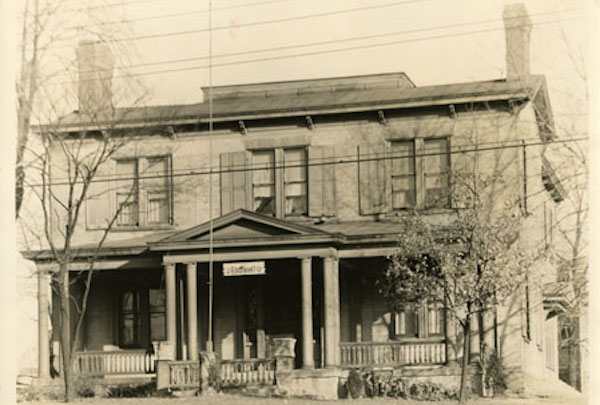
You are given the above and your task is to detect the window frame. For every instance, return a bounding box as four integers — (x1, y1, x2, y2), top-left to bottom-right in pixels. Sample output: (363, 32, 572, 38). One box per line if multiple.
(113, 155, 173, 229)
(392, 301, 445, 340)
(390, 140, 417, 209)
(249, 146, 309, 218)
(283, 147, 308, 216)
(388, 137, 451, 211)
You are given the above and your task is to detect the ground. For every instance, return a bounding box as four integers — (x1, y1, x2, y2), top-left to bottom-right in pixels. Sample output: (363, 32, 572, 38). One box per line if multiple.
(21, 393, 588, 405)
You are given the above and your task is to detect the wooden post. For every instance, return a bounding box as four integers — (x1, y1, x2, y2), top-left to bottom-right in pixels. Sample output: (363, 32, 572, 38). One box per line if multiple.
(256, 278, 266, 358)
(186, 262, 198, 360)
(38, 270, 50, 380)
(301, 257, 314, 368)
(323, 256, 340, 367)
(165, 263, 177, 357)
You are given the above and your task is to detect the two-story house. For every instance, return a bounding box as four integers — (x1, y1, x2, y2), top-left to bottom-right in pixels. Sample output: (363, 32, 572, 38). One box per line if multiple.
(25, 3, 569, 398)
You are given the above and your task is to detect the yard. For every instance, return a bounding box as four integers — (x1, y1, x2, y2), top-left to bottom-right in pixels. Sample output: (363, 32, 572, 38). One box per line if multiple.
(22, 392, 587, 405)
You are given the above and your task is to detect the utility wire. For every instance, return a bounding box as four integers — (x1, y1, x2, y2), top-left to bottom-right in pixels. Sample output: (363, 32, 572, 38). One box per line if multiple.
(39, 0, 440, 50)
(50, 15, 583, 85)
(51, 7, 582, 78)
(24, 136, 588, 188)
(66, 0, 300, 29)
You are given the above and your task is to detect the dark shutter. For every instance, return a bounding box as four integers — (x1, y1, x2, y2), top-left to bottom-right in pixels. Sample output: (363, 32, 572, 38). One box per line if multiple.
(358, 144, 390, 215)
(220, 151, 249, 215)
(308, 145, 336, 217)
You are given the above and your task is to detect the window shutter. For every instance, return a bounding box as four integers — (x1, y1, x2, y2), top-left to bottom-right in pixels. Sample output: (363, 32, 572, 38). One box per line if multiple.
(220, 151, 248, 215)
(308, 145, 336, 217)
(86, 167, 113, 230)
(358, 144, 389, 215)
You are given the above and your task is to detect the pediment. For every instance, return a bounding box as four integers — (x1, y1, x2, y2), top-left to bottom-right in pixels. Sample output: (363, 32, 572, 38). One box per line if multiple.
(157, 209, 329, 244)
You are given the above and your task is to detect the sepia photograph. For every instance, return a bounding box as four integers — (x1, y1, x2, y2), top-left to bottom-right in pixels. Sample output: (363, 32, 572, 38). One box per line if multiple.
(0, 0, 594, 404)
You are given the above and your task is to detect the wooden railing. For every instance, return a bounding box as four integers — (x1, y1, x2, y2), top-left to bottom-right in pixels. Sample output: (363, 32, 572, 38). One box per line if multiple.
(169, 361, 200, 388)
(72, 350, 156, 376)
(220, 358, 276, 387)
(340, 340, 446, 367)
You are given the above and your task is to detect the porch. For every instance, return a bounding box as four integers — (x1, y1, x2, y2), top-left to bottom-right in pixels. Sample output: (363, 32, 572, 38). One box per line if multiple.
(36, 210, 459, 385)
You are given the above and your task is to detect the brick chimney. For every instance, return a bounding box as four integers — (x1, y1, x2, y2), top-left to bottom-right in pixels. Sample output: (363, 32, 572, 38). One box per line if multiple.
(503, 3, 532, 80)
(76, 41, 115, 112)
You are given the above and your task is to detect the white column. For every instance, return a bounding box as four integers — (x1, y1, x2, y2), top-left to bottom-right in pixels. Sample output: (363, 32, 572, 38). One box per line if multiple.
(323, 256, 340, 367)
(38, 271, 50, 380)
(186, 262, 198, 360)
(165, 263, 177, 357)
(301, 257, 314, 368)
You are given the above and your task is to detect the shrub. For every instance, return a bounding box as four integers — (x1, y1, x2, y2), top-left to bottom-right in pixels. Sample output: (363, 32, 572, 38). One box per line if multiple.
(362, 371, 456, 401)
(346, 369, 363, 398)
(74, 376, 99, 398)
(107, 382, 156, 398)
(485, 351, 508, 395)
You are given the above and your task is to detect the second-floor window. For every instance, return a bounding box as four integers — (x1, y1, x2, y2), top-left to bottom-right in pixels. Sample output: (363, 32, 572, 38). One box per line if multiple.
(220, 145, 333, 218)
(284, 148, 308, 216)
(115, 156, 172, 228)
(423, 139, 450, 208)
(250, 148, 308, 217)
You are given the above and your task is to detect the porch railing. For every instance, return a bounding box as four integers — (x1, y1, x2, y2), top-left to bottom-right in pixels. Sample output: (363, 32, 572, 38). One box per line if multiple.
(72, 350, 156, 376)
(340, 340, 446, 368)
(169, 361, 200, 388)
(220, 358, 276, 387)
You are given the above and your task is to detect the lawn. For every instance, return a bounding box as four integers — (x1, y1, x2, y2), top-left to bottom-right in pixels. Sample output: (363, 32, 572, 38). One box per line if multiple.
(22, 392, 587, 405)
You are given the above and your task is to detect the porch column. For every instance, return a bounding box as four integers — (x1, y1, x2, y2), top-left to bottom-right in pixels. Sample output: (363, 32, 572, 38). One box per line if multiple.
(301, 257, 314, 368)
(445, 310, 458, 365)
(38, 270, 50, 380)
(469, 313, 480, 363)
(186, 262, 199, 360)
(165, 263, 177, 357)
(323, 255, 340, 367)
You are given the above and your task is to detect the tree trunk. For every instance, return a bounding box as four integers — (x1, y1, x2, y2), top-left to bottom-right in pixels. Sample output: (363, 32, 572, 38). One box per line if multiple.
(459, 314, 471, 404)
(58, 269, 74, 402)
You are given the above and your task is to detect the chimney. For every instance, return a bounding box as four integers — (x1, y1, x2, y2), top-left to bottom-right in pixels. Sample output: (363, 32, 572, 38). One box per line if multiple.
(76, 41, 115, 112)
(503, 3, 532, 80)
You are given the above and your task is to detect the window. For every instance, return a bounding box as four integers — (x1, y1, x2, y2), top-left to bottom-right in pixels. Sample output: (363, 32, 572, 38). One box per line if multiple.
(119, 290, 141, 347)
(116, 160, 139, 226)
(115, 156, 172, 227)
(394, 304, 419, 337)
(146, 158, 170, 224)
(250, 148, 308, 217)
(252, 150, 276, 216)
(393, 302, 444, 339)
(423, 139, 450, 208)
(284, 148, 308, 215)
(391, 141, 416, 208)
(149, 289, 166, 341)
(387, 138, 450, 210)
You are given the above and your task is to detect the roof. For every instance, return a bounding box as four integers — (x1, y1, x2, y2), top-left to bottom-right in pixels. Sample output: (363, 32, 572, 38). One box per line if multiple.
(38, 74, 550, 132)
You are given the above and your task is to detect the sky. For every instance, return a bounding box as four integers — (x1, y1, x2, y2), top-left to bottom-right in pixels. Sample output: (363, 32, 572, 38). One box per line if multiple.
(14, 0, 593, 131)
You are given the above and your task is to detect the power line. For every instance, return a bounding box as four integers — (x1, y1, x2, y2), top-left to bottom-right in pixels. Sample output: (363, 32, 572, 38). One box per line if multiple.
(50, 15, 583, 85)
(24, 136, 588, 188)
(50, 7, 581, 78)
(65, 0, 300, 29)
(39, 0, 438, 50)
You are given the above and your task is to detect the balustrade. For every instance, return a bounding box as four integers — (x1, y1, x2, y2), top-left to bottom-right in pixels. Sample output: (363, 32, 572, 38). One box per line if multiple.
(340, 340, 446, 367)
(72, 350, 156, 376)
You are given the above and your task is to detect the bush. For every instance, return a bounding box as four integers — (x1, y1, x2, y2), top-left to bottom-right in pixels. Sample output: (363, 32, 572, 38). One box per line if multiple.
(362, 371, 456, 401)
(346, 369, 364, 398)
(485, 351, 508, 395)
(74, 377, 97, 398)
(107, 382, 156, 398)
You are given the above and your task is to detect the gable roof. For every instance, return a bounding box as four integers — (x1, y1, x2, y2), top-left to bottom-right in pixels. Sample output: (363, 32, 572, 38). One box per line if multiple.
(148, 209, 339, 251)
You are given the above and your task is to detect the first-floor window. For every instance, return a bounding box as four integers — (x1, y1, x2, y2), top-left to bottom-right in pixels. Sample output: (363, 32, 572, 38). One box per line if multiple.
(394, 302, 444, 338)
(394, 303, 419, 337)
(119, 290, 141, 347)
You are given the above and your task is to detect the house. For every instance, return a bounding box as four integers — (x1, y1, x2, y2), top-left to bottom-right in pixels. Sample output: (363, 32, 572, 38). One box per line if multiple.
(23, 3, 570, 398)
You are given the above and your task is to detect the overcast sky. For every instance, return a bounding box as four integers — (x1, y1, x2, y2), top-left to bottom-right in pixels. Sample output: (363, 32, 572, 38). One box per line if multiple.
(13, 0, 590, 128)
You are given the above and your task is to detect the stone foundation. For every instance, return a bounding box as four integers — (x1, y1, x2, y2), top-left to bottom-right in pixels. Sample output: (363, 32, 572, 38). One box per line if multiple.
(276, 368, 343, 400)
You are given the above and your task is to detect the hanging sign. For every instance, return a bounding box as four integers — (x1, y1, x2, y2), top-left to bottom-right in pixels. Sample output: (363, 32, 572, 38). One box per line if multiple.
(223, 261, 266, 276)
